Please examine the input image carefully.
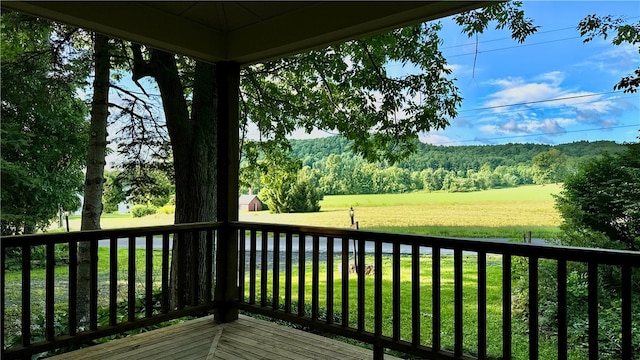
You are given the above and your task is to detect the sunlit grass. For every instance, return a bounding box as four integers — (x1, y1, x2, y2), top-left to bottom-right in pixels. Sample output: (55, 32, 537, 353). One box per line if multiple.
(243, 184, 562, 239)
(52, 184, 562, 238)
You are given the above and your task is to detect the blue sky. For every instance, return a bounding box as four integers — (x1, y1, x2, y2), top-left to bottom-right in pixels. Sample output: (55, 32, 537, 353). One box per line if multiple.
(414, 1, 639, 146)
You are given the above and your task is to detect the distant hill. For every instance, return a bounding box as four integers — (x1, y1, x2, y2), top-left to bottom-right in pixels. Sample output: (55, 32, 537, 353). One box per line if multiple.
(289, 136, 625, 172)
(243, 136, 629, 195)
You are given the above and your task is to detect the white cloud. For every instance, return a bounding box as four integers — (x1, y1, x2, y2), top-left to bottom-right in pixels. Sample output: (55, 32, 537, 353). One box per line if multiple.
(419, 132, 457, 145)
(483, 74, 569, 110)
(474, 71, 635, 137)
(479, 117, 575, 136)
(535, 71, 565, 86)
(576, 43, 640, 77)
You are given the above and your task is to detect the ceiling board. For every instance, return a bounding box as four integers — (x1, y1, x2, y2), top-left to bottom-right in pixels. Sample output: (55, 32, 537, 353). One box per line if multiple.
(2, 1, 485, 65)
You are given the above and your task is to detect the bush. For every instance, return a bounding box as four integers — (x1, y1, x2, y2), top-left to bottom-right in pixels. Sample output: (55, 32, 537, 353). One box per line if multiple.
(131, 204, 157, 218)
(157, 205, 175, 214)
(511, 257, 640, 359)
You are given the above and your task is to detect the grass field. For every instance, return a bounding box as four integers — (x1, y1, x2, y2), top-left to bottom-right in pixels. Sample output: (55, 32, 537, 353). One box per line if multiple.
(248, 254, 584, 360)
(59, 184, 563, 240)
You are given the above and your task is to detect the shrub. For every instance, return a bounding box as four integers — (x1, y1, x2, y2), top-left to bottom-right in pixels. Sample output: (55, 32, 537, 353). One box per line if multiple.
(157, 205, 175, 214)
(511, 257, 640, 358)
(131, 204, 157, 218)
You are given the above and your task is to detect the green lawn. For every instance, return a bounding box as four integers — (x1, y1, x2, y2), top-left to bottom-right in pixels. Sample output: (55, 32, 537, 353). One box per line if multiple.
(246, 253, 585, 359)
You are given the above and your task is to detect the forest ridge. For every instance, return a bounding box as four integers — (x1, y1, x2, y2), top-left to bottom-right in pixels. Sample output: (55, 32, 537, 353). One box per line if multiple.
(266, 137, 626, 195)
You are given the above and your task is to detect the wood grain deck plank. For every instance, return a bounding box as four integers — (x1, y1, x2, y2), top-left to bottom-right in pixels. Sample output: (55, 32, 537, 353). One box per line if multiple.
(48, 314, 401, 360)
(225, 321, 356, 359)
(231, 317, 378, 359)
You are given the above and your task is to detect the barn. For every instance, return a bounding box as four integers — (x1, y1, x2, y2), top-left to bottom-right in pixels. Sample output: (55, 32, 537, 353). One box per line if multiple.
(238, 194, 263, 212)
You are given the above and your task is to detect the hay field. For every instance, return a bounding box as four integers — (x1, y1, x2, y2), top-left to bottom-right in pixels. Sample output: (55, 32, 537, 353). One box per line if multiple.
(61, 184, 562, 239)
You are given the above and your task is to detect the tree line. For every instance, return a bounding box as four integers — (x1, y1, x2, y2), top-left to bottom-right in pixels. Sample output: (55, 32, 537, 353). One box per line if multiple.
(241, 136, 625, 198)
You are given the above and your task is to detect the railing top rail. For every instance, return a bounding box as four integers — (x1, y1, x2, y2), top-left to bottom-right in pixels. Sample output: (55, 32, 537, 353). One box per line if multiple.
(2, 220, 637, 266)
(231, 221, 640, 266)
(0, 221, 222, 247)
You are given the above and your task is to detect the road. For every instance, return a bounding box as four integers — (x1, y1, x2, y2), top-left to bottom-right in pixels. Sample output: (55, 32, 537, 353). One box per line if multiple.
(98, 236, 548, 255)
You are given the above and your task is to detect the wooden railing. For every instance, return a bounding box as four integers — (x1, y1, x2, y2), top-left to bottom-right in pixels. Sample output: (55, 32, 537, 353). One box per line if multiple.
(232, 222, 640, 360)
(1, 222, 220, 359)
(3, 221, 639, 359)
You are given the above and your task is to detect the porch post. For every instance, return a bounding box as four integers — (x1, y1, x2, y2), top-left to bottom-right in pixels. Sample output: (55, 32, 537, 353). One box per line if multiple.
(214, 61, 240, 322)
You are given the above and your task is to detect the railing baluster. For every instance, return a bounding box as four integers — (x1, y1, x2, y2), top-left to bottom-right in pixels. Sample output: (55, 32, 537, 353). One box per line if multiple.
(412, 243, 420, 347)
(69, 240, 78, 335)
(261, 231, 268, 308)
(161, 233, 169, 314)
(273, 231, 280, 311)
(503, 254, 512, 360)
(478, 251, 487, 359)
(454, 249, 463, 357)
(393, 241, 400, 340)
(621, 265, 632, 359)
(432, 246, 441, 351)
(249, 229, 256, 304)
(46, 243, 55, 341)
(110, 237, 118, 324)
(342, 236, 349, 327)
(128, 236, 136, 322)
(529, 256, 539, 360)
(145, 234, 153, 318)
(588, 261, 598, 360)
(327, 236, 334, 324)
(375, 239, 382, 337)
(190, 231, 199, 306)
(557, 259, 567, 360)
(358, 238, 366, 332)
(177, 232, 185, 310)
(90, 239, 98, 330)
(22, 245, 31, 347)
(298, 233, 305, 317)
(312, 235, 320, 320)
(205, 229, 213, 303)
(285, 232, 293, 313)
(238, 228, 246, 303)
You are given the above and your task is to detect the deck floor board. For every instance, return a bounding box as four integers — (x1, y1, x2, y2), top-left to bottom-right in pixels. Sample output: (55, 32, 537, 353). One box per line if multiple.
(48, 315, 401, 360)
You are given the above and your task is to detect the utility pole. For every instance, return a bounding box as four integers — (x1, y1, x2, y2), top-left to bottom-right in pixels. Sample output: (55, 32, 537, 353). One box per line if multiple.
(350, 207, 359, 272)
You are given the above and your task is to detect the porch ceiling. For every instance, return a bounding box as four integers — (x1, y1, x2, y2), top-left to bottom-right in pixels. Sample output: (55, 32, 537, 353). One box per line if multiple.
(2, 1, 485, 65)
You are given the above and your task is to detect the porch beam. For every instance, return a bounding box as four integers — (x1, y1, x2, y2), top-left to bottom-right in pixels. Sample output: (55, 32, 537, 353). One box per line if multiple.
(214, 61, 240, 323)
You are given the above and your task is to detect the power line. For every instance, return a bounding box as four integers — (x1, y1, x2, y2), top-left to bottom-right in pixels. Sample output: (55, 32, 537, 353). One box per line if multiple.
(440, 15, 639, 51)
(458, 90, 636, 113)
(436, 124, 639, 145)
(456, 96, 639, 119)
(441, 26, 577, 50)
(446, 36, 582, 58)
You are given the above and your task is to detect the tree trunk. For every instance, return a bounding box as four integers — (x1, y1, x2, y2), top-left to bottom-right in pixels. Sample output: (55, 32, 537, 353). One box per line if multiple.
(78, 33, 109, 325)
(138, 49, 217, 308)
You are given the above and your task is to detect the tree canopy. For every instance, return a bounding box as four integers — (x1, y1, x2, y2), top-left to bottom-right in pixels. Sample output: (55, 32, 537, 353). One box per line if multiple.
(0, 12, 89, 235)
(555, 143, 640, 250)
(240, 2, 537, 165)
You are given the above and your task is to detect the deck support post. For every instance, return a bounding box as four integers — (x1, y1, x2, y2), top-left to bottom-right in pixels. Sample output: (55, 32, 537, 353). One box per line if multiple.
(373, 344, 384, 360)
(214, 61, 240, 323)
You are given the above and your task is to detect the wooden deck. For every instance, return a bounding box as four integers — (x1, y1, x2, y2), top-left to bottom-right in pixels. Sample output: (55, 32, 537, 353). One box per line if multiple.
(49, 315, 401, 360)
